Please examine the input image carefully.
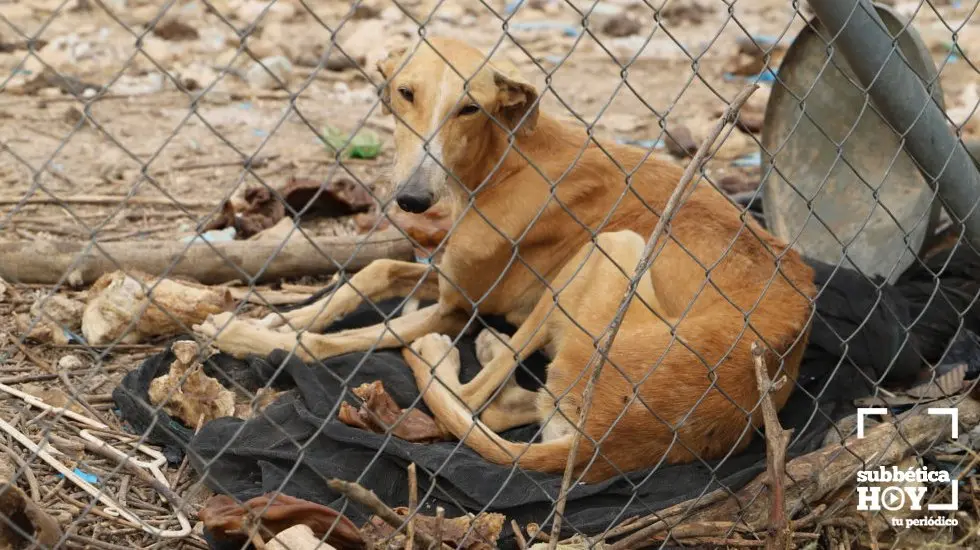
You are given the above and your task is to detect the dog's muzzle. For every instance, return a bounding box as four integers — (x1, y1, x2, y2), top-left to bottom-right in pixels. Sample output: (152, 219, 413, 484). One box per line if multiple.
(394, 169, 436, 213)
(396, 192, 434, 213)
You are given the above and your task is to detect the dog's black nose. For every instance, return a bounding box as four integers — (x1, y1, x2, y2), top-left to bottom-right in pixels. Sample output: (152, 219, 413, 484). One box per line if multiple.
(396, 193, 433, 214)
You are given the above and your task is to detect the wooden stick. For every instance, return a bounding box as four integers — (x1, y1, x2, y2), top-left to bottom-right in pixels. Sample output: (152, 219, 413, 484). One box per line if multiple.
(431, 507, 444, 550)
(0, 232, 413, 285)
(0, 194, 211, 208)
(751, 342, 793, 550)
(0, 442, 41, 501)
(511, 520, 528, 550)
(546, 83, 760, 550)
(327, 478, 448, 550)
(406, 463, 418, 550)
(600, 488, 729, 540)
(10, 338, 55, 373)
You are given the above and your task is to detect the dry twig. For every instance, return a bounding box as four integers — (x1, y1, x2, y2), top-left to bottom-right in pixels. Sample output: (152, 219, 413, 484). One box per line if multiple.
(10, 338, 55, 373)
(751, 341, 793, 550)
(0, 194, 211, 208)
(406, 463, 418, 550)
(431, 506, 444, 550)
(0, 442, 41, 501)
(511, 519, 528, 550)
(327, 478, 449, 550)
(600, 488, 729, 541)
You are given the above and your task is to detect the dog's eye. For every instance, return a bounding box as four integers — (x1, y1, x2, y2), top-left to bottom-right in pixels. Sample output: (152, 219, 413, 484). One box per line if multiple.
(458, 104, 480, 117)
(398, 87, 414, 103)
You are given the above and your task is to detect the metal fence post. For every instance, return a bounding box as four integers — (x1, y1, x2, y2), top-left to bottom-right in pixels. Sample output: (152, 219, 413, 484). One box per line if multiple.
(808, 0, 980, 248)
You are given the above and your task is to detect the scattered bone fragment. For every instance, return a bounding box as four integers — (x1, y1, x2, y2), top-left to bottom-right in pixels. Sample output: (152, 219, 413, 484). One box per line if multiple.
(18, 294, 85, 345)
(81, 270, 232, 345)
(148, 340, 236, 427)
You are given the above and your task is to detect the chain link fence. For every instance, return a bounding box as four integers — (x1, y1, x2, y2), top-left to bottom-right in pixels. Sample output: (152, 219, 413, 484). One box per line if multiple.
(2, 0, 979, 548)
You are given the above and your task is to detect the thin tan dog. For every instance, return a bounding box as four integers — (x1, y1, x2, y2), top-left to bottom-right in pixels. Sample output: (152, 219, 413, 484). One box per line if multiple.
(194, 37, 817, 482)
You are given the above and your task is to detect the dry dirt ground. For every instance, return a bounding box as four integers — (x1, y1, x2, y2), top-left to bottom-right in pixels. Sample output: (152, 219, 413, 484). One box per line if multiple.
(0, 0, 979, 548)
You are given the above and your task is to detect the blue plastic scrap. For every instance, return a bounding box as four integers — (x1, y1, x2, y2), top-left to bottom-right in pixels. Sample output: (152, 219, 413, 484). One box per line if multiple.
(62, 328, 86, 345)
(616, 137, 665, 150)
(724, 69, 776, 84)
(748, 35, 779, 47)
(57, 468, 99, 485)
(733, 152, 762, 167)
(181, 226, 237, 244)
(508, 21, 580, 37)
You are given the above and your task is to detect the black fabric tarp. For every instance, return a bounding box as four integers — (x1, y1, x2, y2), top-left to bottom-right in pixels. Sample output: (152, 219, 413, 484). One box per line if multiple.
(112, 243, 980, 549)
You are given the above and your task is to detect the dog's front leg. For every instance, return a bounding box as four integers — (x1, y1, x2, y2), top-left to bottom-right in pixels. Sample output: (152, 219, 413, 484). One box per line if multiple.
(195, 303, 465, 361)
(262, 259, 437, 333)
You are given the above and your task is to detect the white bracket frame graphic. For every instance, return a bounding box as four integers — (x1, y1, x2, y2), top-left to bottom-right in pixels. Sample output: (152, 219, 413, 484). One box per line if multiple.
(855, 407, 960, 512)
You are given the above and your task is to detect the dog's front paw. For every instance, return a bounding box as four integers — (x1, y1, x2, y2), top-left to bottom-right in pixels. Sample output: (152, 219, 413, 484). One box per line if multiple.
(410, 333, 460, 376)
(410, 333, 453, 358)
(192, 311, 233, 339)
(257, 311, 287, 329)
(194, 312, 292, 358)
(475, 328, 511, 366)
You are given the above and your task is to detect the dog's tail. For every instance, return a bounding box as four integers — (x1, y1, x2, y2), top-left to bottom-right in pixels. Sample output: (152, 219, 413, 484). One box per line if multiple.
(402, 347, 574, 475)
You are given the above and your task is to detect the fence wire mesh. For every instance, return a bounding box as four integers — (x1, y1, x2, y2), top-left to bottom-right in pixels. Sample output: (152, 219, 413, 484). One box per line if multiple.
(1, 0, 980, 549)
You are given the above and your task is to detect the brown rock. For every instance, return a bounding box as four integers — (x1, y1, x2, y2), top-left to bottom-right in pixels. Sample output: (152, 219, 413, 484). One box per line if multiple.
(728, 52, 765, 77)
(661, 0, 713, 26)
(664, 124, 698, 158)
(730, 36, 787, 77)
(0, 485, 62, 549)
(351, 0, 384, 19)
(16, 68, 99, 97)
(151, 19, 199, 41)
(601, 14, 641, 37)
(736, 109, 765, 134)
(716, 173, 757, 194)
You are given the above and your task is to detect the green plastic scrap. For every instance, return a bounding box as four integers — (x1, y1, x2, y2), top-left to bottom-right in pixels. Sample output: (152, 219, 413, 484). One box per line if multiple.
(321, 125, 383, 159)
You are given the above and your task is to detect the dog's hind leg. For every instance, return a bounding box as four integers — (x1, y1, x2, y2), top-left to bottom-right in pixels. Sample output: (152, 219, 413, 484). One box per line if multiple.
(404, 333, 571, 473)
(262, 259, 438, 333)
(473, 328, 540, 432)
(458, 300, 552, 412)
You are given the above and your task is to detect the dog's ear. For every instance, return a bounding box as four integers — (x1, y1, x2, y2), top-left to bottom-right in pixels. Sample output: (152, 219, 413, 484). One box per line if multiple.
(493, 71, 539, 136)
(376, 46, 407, 115)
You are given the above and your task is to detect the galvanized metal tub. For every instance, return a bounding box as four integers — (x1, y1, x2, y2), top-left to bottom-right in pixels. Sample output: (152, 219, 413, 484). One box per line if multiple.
(760, 4, 944, 282)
